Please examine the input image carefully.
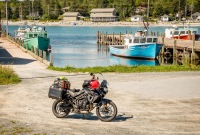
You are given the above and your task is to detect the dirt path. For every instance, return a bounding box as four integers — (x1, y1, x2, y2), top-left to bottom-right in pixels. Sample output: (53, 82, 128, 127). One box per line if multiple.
(0, 37, 200, 135)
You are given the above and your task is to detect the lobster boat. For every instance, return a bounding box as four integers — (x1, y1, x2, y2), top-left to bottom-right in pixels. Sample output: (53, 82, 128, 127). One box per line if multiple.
(109, 32, 163, 60)
(15, 25, 50, 51)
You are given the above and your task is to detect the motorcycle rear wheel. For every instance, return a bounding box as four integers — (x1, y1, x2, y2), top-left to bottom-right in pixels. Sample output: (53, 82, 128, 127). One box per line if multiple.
(52, 99, 70, 118)
(96, 101, 117, 122)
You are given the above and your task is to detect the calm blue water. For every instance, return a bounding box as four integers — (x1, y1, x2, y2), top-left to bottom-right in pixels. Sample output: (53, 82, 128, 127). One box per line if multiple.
(4, 25, 200, 67)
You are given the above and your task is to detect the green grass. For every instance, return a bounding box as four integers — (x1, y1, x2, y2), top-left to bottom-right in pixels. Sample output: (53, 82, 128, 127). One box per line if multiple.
(48, 64, 200, 73)
(0, 64, 21, 85)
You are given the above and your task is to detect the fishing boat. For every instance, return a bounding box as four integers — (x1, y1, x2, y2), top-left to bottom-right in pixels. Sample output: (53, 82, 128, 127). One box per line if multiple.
(165, 25, 200, 41)
(15, 25, 50, 51)
(109, 31, 163, 59)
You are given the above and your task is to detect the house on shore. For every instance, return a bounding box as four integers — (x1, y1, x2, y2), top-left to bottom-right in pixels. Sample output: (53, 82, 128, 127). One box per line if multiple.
(192, 12, 200, 20)
(131, 15, 143, 22)
(90, 8, 118, 22)
(63, 12, 81, 21)
(161, 14, 169, 22)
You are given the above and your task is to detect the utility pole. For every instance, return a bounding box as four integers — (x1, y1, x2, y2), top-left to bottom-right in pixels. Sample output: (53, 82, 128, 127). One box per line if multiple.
(6, 0, 8, 37)
(0, 0, 9, 36)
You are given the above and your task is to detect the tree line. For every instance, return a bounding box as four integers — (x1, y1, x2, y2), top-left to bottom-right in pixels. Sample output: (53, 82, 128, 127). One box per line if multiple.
(0, 0, 199, 21)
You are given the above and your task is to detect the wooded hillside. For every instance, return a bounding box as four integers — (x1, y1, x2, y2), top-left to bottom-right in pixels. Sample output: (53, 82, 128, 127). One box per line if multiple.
(0, 0, 199, 21)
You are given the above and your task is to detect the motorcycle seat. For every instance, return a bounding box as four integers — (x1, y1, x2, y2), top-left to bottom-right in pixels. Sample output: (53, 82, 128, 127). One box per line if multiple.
(68, 89, 84, 97)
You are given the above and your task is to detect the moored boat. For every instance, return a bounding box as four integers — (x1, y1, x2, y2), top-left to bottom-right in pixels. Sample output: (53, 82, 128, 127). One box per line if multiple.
(109, 33, 163, 60)
(165, 25, 200, 41)
(15, 25, 50, 51)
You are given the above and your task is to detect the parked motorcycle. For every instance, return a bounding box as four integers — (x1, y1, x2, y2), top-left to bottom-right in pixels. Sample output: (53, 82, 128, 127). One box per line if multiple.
(48, 73, 117, 122)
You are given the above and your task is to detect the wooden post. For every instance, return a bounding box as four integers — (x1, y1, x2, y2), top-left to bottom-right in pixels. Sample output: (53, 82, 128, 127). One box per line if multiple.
(112, 32, 114, 45)
(188, 30, 191, 40)
(39, 50, 43, 57)
(31, 46, 34, 53)
(178, 34, 180, 39)
(105, 32, 108, 45)
(173, 39, 177, 58)
(161, 34, 165, 55)
(26, 44, 28, 50)
(50, 53, 53, 66)
(97, 31, 99, 44)
(35, 48, 38, 56)
(43, 51, 46, 60)
(119, 32, 122, 45)
(191, 34, 195, 61)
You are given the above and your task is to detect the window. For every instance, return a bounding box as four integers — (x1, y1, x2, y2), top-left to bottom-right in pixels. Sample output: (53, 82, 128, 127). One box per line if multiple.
(193, 31, 197, 34)
(153, 38, 157, 43)
(180, 31, 185, 34)
(174, 31, 179, 35)
(129, 39, 132, 43)
(147, 38, 152, 43)
(134, 38, 139, 43)
(29, 34, 33, 38)
(140, 38, 146, 43)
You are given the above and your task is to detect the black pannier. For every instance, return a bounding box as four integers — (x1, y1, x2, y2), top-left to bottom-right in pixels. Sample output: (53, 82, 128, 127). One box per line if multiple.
(48, 85, 65, 99)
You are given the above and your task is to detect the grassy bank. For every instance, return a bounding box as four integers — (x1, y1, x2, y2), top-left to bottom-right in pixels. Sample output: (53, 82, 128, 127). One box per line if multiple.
(0, 64, 21, 85)
(48, 64, 200, 73)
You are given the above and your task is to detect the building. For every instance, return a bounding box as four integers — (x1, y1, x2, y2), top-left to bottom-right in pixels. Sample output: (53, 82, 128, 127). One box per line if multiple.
(131, 15, 143, 22)
(191, 12, 200, 20)
(63, 12, 81, 21)
(90, 8, 118, 22)
(161, 14, 169, 22)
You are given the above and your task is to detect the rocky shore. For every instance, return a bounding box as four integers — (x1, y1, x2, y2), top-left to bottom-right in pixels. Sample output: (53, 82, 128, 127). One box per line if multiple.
(1, 20, 200, 27)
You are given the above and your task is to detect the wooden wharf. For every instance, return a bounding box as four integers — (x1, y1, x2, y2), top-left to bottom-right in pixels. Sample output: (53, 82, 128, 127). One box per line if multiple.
(97, 31, 200, 60)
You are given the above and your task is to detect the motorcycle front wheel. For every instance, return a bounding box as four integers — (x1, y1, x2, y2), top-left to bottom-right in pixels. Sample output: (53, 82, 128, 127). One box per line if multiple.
(52, 99, 70, 118)
(96, 101, 117, 122)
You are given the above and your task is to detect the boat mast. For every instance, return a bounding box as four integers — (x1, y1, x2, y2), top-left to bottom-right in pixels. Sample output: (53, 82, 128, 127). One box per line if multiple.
(146, 0, 150, 35)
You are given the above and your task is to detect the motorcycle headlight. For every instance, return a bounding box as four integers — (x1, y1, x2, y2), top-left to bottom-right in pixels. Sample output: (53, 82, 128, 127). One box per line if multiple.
(103, 87, 108, 94)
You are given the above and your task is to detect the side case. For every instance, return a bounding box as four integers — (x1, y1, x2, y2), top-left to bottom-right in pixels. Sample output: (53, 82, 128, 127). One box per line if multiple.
(48, 85, 65, 100)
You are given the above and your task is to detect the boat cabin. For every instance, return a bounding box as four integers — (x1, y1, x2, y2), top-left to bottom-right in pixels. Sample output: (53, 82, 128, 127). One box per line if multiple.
(124, 36, 158, 45)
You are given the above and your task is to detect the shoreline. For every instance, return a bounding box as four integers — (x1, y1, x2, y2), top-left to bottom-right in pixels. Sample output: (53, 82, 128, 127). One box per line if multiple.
(1, 20, 200, 27)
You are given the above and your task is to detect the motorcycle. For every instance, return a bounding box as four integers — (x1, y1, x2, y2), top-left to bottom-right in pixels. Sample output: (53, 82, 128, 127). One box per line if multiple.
(48, 73, 117, 122)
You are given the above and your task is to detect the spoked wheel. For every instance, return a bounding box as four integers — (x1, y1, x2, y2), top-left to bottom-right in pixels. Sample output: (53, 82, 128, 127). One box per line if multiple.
(52, 100, 70, 118)
(96, 101, 117, 122)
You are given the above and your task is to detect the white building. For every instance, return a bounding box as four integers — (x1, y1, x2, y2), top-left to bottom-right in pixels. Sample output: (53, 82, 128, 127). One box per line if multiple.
(161, 14, 169, 22)
(131, 15, 143, 22)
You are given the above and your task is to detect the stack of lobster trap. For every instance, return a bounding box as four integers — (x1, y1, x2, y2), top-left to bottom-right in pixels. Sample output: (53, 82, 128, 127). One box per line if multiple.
(48, 77, 71, 100)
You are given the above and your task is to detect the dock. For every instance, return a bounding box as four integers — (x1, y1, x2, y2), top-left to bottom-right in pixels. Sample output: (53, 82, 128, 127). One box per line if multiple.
(97, 31, 200, 60)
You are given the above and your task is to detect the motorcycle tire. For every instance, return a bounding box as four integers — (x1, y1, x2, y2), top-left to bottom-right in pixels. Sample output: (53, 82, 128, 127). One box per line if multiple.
(52, 99, 70, 118)
(96, 101, 117, 122)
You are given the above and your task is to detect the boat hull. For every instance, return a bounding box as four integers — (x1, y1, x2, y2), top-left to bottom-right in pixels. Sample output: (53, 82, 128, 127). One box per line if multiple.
(173, 34, 200, 40)
(110, 44, 163, 59)
(23, 36, 50, 50)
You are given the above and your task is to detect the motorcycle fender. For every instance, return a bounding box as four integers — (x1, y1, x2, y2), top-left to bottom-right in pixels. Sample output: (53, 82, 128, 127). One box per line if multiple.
(97, 98, 112, 107)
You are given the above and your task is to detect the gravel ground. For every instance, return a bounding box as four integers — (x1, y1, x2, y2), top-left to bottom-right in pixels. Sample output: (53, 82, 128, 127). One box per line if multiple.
(1, 37, 200, 135)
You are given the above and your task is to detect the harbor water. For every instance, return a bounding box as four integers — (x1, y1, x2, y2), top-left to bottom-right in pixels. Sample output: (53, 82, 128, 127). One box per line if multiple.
(5, 25, 200, 68)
